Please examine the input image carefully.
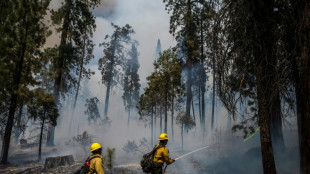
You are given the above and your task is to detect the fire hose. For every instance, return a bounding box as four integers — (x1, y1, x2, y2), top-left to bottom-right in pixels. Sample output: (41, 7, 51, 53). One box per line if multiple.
(163, 145, 210, 174)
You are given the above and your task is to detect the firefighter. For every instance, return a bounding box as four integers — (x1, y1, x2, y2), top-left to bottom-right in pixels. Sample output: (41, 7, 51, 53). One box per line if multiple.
(152, 133, 175, 174)
(88, 142, 105, 174)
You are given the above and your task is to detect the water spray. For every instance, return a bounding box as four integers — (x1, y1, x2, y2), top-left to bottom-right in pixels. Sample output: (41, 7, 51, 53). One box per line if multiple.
(175, 145, 210, 161)
(242, 126, 260, 142)
(163, 145, 211, 174)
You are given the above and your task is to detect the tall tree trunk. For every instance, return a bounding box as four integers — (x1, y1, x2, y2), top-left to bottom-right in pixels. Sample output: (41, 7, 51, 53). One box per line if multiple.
(154, 106, 157, 136)
(181, 124, 184, 152)
(211, 66, 216, 131)
(1, 37, 27, 164)
(127, 107, 131, 126)
(151, 106, 154, 147)
(227, 115, 231, 131)
(15, 104, 23, 145)
(68, 39, 85, 136)
(38, 116, 45, 161)
(252, 1, 277, 173)
(47, 3, 71, 146)
(104, 76, 112, 119)
(198, 86, 201, 123)
(164, 89, 168, 133)
(256, 67, 277, 174)
(199, 13, 206, 136)
(192, 99, 196, 123)
(185, 0, 193, 122)
(160, 106, 162, 133)
(47, 51, 63, 146)
(171, 97, 174, 141)
(293, 1, 310, 173)
(271, 92, 285, 153)
(201, 84, 206, 136)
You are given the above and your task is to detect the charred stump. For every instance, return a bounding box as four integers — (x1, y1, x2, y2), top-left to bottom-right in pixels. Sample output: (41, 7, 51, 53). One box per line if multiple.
(44, 155, 75, 170)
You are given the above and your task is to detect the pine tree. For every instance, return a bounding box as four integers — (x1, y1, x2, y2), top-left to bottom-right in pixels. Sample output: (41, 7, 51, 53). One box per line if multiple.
(123, 44, 140, 126)
(214, 0, 281, 173)
(84, 97, 101, 124)
(0, 0, 51, 164)
(154, 39, 162, 60)
(289, 0, 310, 172)
(68, 34, 95, 136)
(138, 49, 184, 142)
(163, 0, 202, 128)
(46, 0, 99, 146)
(98, 23, 134, 120)
(176, 111, 195, 152)
(153, 50, 185, 134)
(27, 88, 59, 161)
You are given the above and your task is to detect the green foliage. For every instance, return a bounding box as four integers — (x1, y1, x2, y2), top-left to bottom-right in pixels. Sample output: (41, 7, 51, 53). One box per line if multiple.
(50, 0, 98, 96)
(105, 147, 116, 174)
(138, 49, 185, 122)
(84, 97, 101, 124)
(176, 110, 195, 130)
(122, 138, 150, 154)
(122, 44, 141, 114)
(0, 0, 51, 98)
(73, 130, 93, 156)
(0, 0, 53, 163)
(27, 88, 59, 126)
(122, 140, 139, 154)
(98, 23, 135, 88)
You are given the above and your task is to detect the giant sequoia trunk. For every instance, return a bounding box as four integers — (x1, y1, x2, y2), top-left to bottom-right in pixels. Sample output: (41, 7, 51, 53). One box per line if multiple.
(201, 79, 206, 136)
(252, 0, 277, 173)
(199, 16, 206, 136)
(171, 97, 174, 141)
(160, 106, 162, 132)
(211, 51, 216, 131)
(256, 77, 277, 174)
(185, 0, 193, 121)
(154, 106, 157, 136)
(68, 39, 86, 135)
(104, 74, 112, 119)
(255, 59, 277, 174)
(271, 92, 285, 153)
(192, 99, 195, 123)
(38, 117, 45, 161)
(164, 88, 168, 133)
(46, 3, 71, 146)
(294, 1, 310, 173)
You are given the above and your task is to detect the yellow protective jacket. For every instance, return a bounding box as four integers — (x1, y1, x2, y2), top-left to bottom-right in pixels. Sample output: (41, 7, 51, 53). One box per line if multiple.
(88, 154, 105, 174)
(153, 144, 173, 165)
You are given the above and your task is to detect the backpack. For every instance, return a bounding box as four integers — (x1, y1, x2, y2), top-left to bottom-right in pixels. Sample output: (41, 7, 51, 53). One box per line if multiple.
(140, 145, 162, 173)
(74, 155, 100, 174)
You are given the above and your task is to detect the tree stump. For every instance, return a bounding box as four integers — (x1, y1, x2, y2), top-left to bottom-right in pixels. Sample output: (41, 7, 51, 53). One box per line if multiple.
(44, 155, 75, 170)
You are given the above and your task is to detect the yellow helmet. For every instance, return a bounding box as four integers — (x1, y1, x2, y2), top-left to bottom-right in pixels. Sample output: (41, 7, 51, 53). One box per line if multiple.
(90, 142, 102, 152)
(158, 133, 169, 140)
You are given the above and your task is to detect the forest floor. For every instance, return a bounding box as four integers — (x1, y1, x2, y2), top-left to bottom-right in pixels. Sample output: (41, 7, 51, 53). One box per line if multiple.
(0, 130, 299, 174)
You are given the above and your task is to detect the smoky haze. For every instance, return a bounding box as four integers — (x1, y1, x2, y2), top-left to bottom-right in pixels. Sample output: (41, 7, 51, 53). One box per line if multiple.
(49, 0, 179, 160)
(28, 0, 299, 174)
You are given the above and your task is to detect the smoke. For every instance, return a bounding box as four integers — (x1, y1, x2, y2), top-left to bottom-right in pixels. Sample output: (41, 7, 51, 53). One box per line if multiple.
(90, 0, 175, 83)
(91, 0, 118, 19)
(19, 0, 299, 173)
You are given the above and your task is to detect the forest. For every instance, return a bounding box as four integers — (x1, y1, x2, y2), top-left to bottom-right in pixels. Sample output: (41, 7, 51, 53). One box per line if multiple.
(0, 0, 309, 174)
